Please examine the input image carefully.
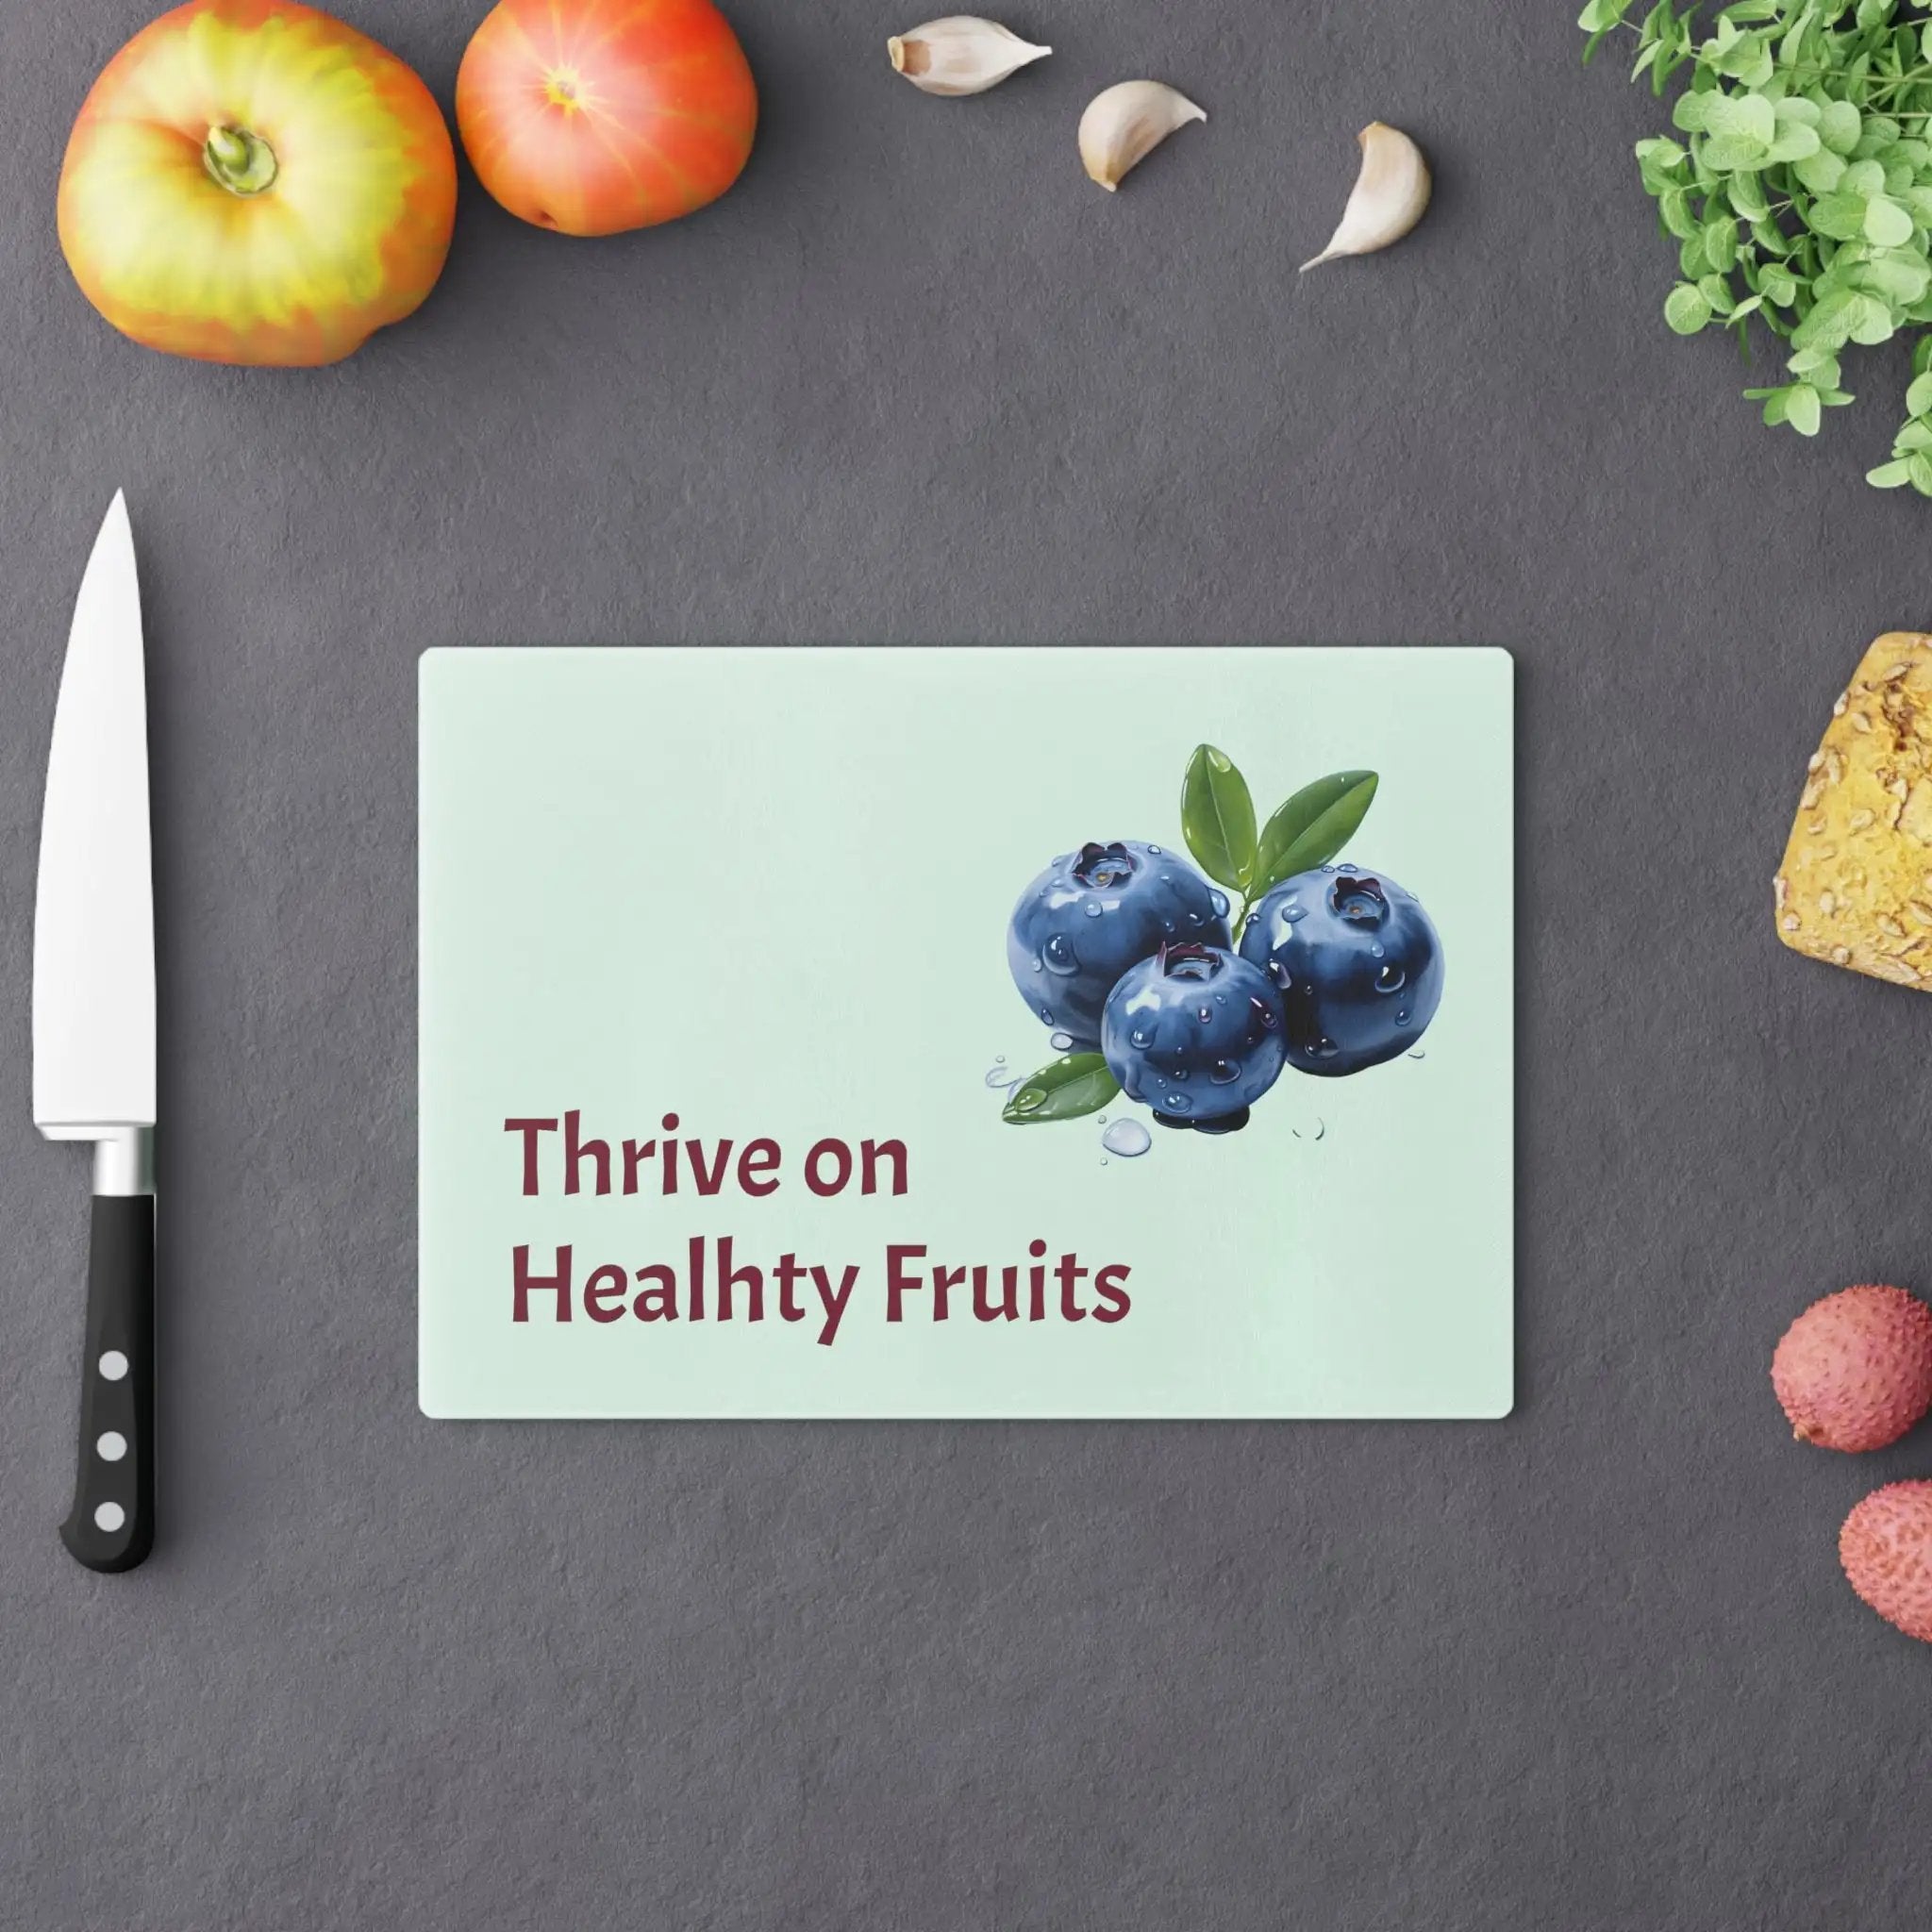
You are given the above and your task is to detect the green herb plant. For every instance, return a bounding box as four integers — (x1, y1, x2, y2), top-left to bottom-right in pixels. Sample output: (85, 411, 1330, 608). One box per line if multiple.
(1580, 0, 1932, 493)
(1002, 749, 1377, 1126)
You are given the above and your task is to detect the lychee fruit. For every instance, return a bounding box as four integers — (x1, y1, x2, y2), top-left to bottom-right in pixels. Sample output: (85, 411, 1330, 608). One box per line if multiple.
(1771, 1283, 1932, 1452)
(1840, 1482, 1932, 1642)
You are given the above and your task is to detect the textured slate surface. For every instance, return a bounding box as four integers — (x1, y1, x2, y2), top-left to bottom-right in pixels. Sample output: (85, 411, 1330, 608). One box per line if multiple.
(7, 0, 1932, 1924)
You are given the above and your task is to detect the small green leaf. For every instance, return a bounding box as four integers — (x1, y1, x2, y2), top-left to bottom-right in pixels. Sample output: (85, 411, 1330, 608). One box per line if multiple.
(1764, 122, 1822, 164)
(1659, 185, 1700, 238)
(1665, 282, 1713, 333)
(1179, 743, 1258, 891)
(1251, 772, 1379, 898)
(1784, 382, 1824, 434)
(1818, 99, 1863, 156)
(1865, 195, 1915, 247)
(1793, 148, 1846, 194)
(1672, 91, 1712, 133)
(1868, 458, 1914, 487)
(1002, 1054, 1120, 1126)
(1727, 172, 1770, 220)
(1811, 192, 1871, 242)
(1911, 451, 1932, 495)
(1907, 370, 1932, 417)
(1703, 92, 1776, 148)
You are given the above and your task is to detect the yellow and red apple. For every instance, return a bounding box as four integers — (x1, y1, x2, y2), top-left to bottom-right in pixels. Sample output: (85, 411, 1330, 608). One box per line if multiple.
(58, 0, 458, 367)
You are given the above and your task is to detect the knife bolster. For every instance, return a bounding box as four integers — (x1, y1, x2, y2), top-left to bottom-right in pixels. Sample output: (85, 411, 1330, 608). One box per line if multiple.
(91, 1125, 154, 1197)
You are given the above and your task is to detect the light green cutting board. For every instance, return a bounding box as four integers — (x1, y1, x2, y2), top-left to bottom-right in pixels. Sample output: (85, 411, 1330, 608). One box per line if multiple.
(419, 646, 1513, 1419)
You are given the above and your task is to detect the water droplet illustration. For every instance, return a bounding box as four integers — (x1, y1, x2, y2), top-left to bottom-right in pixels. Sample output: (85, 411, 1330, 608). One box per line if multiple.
(1370, 942, 1385, 958)
(1163, 1092, 1192, 1114)
(1082, 901, 1103, 919)
(1336, 863, 1357, 875)
(983, 1067, 1017, 1090)
(1042, 933, 1079, 975)
(1407, 1050, 1426, 1060)
(1394, 1009, 1410, 1026)
(1129, 1025, 1155, 1049)
(1209, 1058, 1241, 1084)
(1186, 910, 1205, 926)
(1148, 845, 1162, 855)
(1101, 1119, 1152, 1158)
(1209, 890, 1229, 917)
(1268, 959, 1292, 991)
(1315, 1038, 1339, 1058)
(1050, 1030, 1074, 1052)
(1374, 964, 1407, 994)
(1011, 1086, 1045, 1114)
(1038, 1005, 1054, 1024)
(1197, 1006, 1213, 1024)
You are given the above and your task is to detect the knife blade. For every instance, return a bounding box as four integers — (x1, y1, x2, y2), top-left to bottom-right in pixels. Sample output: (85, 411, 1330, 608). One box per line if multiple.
(32, 491, 156, 1574)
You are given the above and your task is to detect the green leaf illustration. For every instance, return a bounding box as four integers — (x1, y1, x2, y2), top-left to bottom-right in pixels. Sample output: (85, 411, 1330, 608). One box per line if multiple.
(1250, 771, 1379, 899)
(1002, 1054, 1121, 1125)
(1179, 743, 1257, 891)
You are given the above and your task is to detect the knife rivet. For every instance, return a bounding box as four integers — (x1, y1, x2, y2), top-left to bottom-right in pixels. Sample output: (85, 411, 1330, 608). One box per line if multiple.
(96, 1431, 127, 1461)
(92, 1502, 125, 1533)
(98, 1350, 128, 1381)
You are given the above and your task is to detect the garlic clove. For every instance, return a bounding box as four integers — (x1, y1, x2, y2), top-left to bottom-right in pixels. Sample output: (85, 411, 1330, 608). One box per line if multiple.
(1078, 80, 1206, 192)
(888, 17, 1051, 96)
(1300, 122, 1432, 271)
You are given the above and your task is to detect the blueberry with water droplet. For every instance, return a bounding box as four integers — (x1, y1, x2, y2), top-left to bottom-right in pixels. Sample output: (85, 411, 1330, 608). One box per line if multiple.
(1100, 941, 1287, 1129)
(1006, 840, 1230, 1048)
(1238, 864, 1442, 1075)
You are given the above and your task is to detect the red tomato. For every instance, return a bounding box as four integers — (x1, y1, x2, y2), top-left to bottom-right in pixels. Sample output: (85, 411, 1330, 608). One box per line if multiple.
(456, 0, 757, 237)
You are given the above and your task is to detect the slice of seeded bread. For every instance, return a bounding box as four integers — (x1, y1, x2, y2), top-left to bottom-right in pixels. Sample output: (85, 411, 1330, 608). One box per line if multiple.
(1776, 631, 1932, 990)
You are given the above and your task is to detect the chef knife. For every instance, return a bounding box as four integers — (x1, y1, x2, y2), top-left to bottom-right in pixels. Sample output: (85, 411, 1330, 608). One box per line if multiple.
(32, 491, 156, 1574)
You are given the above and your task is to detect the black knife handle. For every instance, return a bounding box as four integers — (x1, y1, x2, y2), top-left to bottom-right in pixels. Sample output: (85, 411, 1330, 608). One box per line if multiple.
(58, 1195, 155, 1574)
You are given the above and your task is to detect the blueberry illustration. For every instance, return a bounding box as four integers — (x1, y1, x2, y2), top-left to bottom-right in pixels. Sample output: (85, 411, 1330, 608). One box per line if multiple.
(1100, 941, 1287, 1130)
(1238, 864, 1443, 1076)
(1007, 841, 1232, 1049)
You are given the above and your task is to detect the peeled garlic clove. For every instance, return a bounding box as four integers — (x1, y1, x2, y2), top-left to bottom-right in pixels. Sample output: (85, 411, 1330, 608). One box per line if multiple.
(1078, 80, 1206, 192)
(1300, 122, 1431, 270)
(888, 16, 1051, 96)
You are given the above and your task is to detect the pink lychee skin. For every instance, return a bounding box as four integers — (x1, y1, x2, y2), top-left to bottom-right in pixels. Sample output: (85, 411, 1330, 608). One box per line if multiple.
(1841, 1482, 1932, 1642)
(1771, 1283, 1932, 1453)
